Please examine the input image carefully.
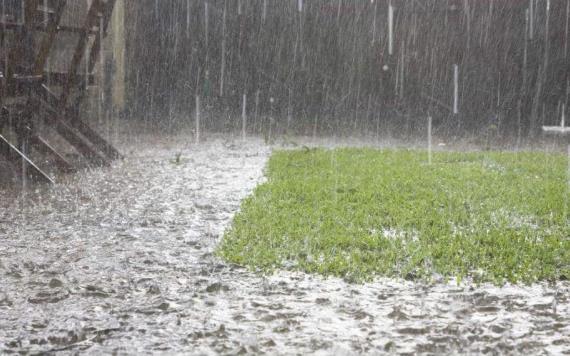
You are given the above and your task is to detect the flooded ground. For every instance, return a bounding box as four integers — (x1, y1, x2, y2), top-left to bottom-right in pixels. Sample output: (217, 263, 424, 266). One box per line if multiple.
(0, 133, 569, 354)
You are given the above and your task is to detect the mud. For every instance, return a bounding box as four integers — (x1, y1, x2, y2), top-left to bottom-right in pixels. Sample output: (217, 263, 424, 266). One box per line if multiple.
(0, 134, 568, 354)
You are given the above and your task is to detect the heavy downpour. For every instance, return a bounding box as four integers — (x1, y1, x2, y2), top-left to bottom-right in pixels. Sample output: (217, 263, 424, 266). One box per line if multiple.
(0, 0, 569, 354)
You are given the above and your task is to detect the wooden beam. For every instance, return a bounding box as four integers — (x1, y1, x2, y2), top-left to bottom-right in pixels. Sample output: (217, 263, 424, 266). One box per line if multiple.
(0, 134, 54, 184)
(33, 97, 110, 167)
(110, 0, 125, 112)
(29, 134, 76, 173)
(5, 0, 42, 79)
(39, 84, 121, 160)
(58, 0, 105, 108)
(34, 0, 67, 75)
(1, 106, 75, 174)
(70, 0, 116, 97)
(66, 108, 123, 160)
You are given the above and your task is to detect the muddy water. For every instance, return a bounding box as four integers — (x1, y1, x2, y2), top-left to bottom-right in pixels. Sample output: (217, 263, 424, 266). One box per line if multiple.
(0, 134, 569, 354)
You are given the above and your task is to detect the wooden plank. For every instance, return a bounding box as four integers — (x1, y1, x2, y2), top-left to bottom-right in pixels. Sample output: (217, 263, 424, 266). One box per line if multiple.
(29, 134, 76, 173)
(110, 0, 125, 112)
(68, 0, 116, 106)
(58, 0, 105, 107)
(31, 91, 109, 167)
(34, 97, 110, 167)
(39, 84, 121, 161)
(54, 0, 121, 162)
(69, 0, 115, 101)
(66, 109, 122, 160)
(2, 106, 74, 174)
(0, 134, 54, 184)
(5, 0, 42, 79)
(70, 0, 121, 160)
(34, 0, 67, 75)
(0, 106, 6, 130)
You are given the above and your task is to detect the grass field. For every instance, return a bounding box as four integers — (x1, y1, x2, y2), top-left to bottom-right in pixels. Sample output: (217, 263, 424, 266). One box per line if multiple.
(218, 148, 570, 284)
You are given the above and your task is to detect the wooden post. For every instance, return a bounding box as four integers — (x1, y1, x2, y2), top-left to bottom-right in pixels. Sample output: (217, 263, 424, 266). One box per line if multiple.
(529, 0, 534, 40)
(453, 64, 459, 115)
(195, 95, 201, 143)
(220, 0, 227, 96)
(0, 134, 54, 184)
(566, 144, 570, 220)
(388, 2, 394, 55)
(111, 0, 126, 114)
(254, 89, 260, 132)
(242, 93, 247, 141)
(428, 116, 432, 165)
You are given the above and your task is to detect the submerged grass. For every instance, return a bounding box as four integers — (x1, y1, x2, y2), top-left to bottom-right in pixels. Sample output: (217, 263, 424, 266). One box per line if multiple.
(218, 148, 570, 284)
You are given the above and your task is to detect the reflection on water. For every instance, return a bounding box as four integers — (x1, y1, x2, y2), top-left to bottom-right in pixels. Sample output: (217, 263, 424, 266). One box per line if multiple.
(0, 134, 568, 354)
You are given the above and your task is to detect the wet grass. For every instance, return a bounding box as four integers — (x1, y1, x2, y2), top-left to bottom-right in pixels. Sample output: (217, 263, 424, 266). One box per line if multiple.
(219, 148, 570, 284)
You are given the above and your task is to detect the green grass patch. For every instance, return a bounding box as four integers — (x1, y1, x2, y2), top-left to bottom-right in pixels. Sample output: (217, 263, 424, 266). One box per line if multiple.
(218, 148, 570, 284)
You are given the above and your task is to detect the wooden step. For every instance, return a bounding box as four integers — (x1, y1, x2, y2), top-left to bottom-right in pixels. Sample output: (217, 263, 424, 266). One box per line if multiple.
(0, 133, 54, 184)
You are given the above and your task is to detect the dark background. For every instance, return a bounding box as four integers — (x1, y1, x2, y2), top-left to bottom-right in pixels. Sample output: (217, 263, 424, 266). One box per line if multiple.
(123, 0, 569, 139)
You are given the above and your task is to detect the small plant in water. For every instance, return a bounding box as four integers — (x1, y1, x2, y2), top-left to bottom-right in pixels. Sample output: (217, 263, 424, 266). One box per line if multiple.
(171, 152, 183, 165)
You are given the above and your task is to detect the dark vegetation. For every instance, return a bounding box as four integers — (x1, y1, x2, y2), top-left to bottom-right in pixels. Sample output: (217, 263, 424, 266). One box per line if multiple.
(125, 0, 569, 138)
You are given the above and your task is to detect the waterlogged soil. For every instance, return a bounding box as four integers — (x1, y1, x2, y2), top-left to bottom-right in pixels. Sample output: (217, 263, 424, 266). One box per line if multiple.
(0, 134, 569, 354)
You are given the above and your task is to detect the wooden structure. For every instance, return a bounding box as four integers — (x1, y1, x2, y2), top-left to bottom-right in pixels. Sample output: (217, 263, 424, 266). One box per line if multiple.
(0, 0, 121, 184)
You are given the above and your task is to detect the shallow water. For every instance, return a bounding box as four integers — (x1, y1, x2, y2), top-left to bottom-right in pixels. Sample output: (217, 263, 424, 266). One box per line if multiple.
(0, 134, 568, 354)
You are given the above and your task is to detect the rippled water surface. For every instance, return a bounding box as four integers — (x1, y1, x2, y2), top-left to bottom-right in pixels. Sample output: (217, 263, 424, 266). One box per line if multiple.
(0, 134, 569, 354)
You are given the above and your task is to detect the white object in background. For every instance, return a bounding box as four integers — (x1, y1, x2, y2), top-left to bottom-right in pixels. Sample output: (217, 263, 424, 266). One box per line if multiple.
(542, 126, 570, 133)
(186, 0, 190, 37)
(195, 95, 200, 143)
(242, 94, 247, 141)
(372, 1, 377, 43)
(542, 104, 570, 133)
(220, 1, 227, 96)
(567, 145, 569, 221)
(453, 64, 459, 114)
(529, 0, 534, 40)
(428, 116, 432, 165)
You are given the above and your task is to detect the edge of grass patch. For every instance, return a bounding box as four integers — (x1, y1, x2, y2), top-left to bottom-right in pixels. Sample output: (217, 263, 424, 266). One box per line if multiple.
(218, 148, 570, 285)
